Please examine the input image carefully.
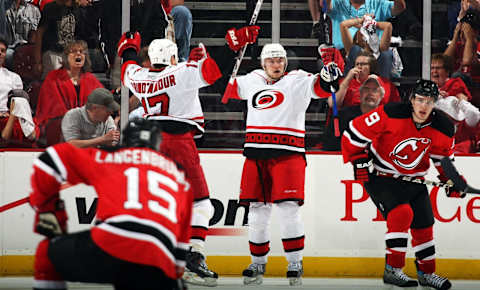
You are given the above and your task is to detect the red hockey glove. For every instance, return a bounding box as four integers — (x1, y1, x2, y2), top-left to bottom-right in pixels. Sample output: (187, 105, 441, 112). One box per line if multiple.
(318, 45, 345, 72)
(188, 42, 209, 62)
(352, 154, 372, 183)
(117, 31, 141, 57)
(225, 25, 260, 51)
(320, 62, 342, 93)
(438, 174, 467, 198)
(34, 197, 68, 238)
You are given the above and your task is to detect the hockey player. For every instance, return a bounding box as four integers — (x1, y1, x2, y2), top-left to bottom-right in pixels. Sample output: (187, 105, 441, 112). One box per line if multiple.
(30, 119, 192, 290)
(117, 32, 222, 286)
(341, 79, 469, 290)
(223, 28, 341, 286)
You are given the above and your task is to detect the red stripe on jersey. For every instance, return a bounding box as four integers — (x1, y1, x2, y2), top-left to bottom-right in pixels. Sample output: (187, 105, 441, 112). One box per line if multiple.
(249, 241, 270, 257)
(282, 235, 305, 252)
(91, 227, 178, 279)
(245, 132, 305, 148)
(190, 226, 208, 241)
(313, 76, 331, 98)
(121, 61, 138, 85)
(186, 63, 198, 68)
(200, 57, 222, 85)
(247, 126, 305, 134)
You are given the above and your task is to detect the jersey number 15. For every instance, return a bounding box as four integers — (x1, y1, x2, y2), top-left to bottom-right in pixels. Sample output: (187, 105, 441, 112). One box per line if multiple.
(123, 167, 178, 223)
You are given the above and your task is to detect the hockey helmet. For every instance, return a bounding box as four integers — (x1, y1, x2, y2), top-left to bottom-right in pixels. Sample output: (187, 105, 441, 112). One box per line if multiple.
(122, 118, 162, 150)
(260, 43, 288, 70)
(411, 79, 439, 101)
(148, 38, 178, 66)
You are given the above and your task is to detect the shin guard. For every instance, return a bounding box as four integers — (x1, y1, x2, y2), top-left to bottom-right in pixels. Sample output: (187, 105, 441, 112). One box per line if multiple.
(33, 239, 66, 290)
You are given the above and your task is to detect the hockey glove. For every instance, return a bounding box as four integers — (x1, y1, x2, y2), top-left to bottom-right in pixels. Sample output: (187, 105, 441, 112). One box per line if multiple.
(188, 43, 207, 62)
(34, 198, 68, 238)
(225, 25, 260, 52)
(318, 44, 345, 72)
(352, 154, 372, 183)
(117, 31, 141, 57)
(438, 174, 467, 198)
(320, 62, 342, 93)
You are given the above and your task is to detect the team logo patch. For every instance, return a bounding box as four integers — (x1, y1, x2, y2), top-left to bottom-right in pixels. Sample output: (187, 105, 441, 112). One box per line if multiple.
(251, 89, 285, 110)
(389, 137, 431, 169)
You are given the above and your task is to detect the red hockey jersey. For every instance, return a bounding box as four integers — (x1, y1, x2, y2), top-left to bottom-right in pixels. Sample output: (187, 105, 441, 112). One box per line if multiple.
(341, 103, 455, 177)
(29, 143, 193, 279)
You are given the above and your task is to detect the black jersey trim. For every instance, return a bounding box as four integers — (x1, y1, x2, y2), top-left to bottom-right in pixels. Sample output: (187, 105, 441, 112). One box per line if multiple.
(107, 221, 175, 254)
(38, 151, 61, 177)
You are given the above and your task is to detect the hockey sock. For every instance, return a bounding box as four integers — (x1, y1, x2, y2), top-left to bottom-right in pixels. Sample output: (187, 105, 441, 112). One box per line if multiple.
(248, 202, 272, 264)
(411, 227, 435, 274)
(385, 204, 413, 268)
(277, 201, 305, 263)
(33, 239, 66, 290)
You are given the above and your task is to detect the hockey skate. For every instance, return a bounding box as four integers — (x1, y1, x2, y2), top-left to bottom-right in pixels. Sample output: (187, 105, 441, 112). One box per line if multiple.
(417, 271, 451, 290)
(383, 264, 418, 287)
(242, 263, 266, 285)
(183, 251, 218, 287)
(286, 261, 303, 286)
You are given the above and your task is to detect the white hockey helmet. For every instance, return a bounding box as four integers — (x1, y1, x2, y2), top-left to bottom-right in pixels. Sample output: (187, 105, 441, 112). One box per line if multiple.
(148, 38, 178, 66)
(260, 43, 288, 69)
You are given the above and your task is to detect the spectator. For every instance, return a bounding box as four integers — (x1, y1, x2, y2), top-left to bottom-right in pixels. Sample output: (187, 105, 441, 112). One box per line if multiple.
(321, 0, 406, 50)
(33, 0, 84, 79)
(1, 89, 38, 147)
(76, 0, 107, 73)
(332, 51, 399, 108)
(35, 39, 103, 146)
(170, 0, 192, 62)
(448, 0, 480, 39)
(0, 1, 14, 39)
(322, 74, 383, 151)
(430, 53, 472, 101)
(61, 88, 119, 148)
(0, 37, 22, 115)
(444, 7, 480, 84)
(341, 14, 394, 78)
(435, 95, 480, 153)
(5, 0, 41, 47)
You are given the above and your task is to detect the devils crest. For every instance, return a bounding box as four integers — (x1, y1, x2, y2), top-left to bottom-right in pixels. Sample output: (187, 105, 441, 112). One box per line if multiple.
(389, 138, 431, 169)
(251, 89, 285, 110)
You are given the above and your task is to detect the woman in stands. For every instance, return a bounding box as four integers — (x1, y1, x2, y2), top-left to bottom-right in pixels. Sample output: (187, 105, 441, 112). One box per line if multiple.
(35, 40, 103, 147)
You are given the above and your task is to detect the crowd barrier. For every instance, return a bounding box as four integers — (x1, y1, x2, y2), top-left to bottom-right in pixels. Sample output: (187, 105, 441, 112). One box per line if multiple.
(1, 151, 479, 278)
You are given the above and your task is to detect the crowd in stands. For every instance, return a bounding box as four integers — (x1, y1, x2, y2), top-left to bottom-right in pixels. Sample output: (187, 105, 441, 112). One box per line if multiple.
(0, 0, 479, 153)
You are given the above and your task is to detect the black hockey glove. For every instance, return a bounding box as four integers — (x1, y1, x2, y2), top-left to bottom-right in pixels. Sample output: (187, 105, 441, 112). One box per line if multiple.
(352, 154, 372, 183)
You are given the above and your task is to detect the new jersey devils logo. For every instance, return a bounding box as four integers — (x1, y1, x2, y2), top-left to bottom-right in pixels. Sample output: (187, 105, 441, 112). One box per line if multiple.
(251, 89, 285, 110)
(389, 138, 431, 169)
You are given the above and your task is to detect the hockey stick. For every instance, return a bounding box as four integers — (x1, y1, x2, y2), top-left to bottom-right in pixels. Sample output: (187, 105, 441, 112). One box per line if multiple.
(440, 157, 480, 194)
(222, 0, 263, 103)
(320, 0, 340, 137)
(0, 197, 29, 213)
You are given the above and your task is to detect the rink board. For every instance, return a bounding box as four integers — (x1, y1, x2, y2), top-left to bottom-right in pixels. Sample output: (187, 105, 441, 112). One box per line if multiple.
(1, 151, 480, 278)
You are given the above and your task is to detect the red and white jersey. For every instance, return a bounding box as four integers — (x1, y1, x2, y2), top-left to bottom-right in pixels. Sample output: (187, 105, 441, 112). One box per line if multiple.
(122, 57, 221, 135)
(341, 103, 455, 177)
(226, 69, 327, 154)
(29, 143, 193, 279)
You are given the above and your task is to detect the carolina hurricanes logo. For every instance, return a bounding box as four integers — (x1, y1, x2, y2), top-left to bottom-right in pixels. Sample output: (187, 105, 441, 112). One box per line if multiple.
(251, 89, 285, 110)
(389, 138, 431, 169)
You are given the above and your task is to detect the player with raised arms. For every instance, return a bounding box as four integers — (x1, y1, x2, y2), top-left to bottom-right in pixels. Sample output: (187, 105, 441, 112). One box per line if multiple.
(117, 31, 222, 286)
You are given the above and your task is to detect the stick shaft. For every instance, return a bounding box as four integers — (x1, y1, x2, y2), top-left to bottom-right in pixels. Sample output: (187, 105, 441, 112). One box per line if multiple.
(228, 0, 263, 82)
(0, 197, 29, 213)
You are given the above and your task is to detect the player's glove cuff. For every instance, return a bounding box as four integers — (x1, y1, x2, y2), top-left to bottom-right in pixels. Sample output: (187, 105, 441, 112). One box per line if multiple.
(352, 154, 372, 183)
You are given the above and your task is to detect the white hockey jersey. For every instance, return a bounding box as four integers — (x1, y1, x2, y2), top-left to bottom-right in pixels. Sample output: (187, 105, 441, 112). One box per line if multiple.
(122, 58, 220, 135)
(226, 69, 327, 154)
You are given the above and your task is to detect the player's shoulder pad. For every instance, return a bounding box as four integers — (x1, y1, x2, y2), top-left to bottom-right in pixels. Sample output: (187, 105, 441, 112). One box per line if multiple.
(383, 102, 411, 119)
(430, 109, 455, 138)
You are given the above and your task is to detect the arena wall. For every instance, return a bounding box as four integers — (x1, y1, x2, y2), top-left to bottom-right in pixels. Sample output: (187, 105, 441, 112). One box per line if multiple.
(1, 151, 480, 279)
